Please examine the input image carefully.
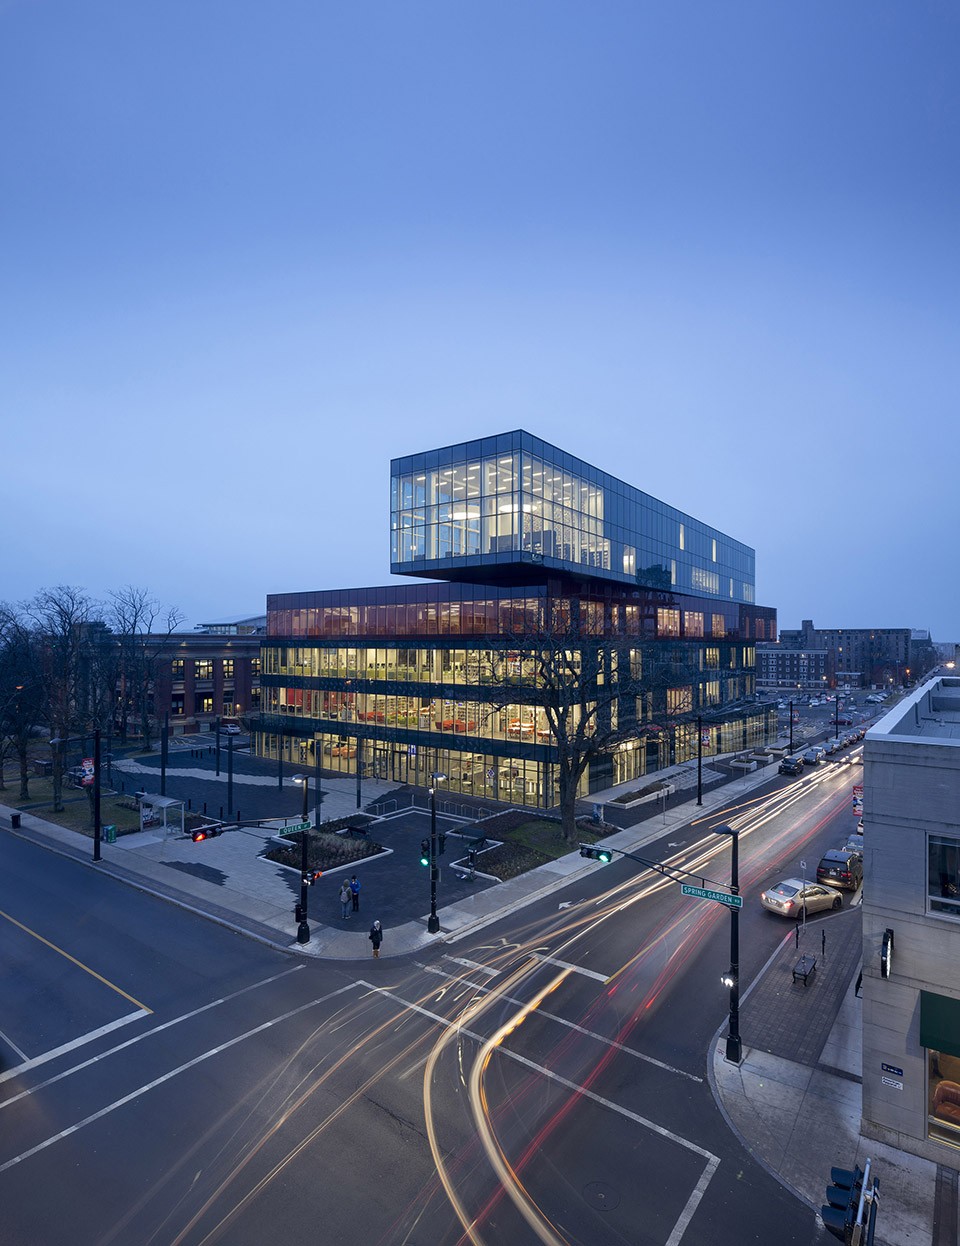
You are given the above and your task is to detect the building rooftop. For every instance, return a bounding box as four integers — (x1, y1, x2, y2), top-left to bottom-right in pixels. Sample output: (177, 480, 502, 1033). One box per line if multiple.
(869, 674, 960, 743)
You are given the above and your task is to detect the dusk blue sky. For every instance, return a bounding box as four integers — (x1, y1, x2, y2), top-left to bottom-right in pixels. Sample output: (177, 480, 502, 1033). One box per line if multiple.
(2, 3, 957, 638)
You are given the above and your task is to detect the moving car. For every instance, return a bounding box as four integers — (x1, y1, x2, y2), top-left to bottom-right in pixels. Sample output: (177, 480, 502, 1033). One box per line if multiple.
(816, 848, 863, 891)
(221, 723, 241, 735)
(760, 878, 843, 917)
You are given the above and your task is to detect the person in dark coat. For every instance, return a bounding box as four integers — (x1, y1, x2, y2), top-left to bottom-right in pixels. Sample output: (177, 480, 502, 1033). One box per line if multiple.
(368, 920, 383, 958)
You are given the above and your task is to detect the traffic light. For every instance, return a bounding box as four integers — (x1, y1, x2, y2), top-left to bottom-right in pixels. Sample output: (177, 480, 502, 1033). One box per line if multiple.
(822, 1164, 862, 1242)
(301, 869, 322, 886)
(579, 844, 612, 863)
(821, 1163, 878, 1243)
(438, 831, 446, 856)
(192, 826, 222, 842)
(420, 838, 430, 866)
(468, 848, 477, 869)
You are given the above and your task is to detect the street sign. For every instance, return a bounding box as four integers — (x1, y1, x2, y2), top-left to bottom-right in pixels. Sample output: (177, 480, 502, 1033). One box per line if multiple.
(681, 883, 743, 909)
(280, 821, 312, 836)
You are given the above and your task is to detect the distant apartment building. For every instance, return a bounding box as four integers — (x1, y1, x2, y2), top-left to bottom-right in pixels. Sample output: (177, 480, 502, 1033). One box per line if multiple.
(755, 643, 829, 693)
(777, 619, 931, 689)
(152, 630, 261, 732)
(861, 676, 960, 1162)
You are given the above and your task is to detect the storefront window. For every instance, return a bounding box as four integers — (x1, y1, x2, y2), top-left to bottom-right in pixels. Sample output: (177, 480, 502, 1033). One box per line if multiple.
(929, 835, 960, 917)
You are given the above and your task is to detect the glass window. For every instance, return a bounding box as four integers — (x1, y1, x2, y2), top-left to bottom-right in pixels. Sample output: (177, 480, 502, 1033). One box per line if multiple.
(684, 612, 704, 638)
(222, 659, 235, 679)
(929, 835, 960, 917)
(657, 608, 680, 638)
(171, 694, 184, 716)
(195, 659, 214, 681)
(171, 659, 185, 680)
(928, 1048, 960, 1150)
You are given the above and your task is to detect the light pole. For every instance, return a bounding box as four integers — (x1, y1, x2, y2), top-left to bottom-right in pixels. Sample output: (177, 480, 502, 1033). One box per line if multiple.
(835, 696, 841, 740)
(713, 823, 742, 1064)
(696, 714, 703, 806)
(293, 774, 312, 944)
(427, 772, 446, 934)
(789, 699, 794, 754)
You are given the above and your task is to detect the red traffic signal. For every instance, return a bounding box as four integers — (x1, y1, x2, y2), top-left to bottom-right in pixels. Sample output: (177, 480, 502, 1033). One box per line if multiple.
(192, 826, 222, 842)
(302, 869, 322, 885)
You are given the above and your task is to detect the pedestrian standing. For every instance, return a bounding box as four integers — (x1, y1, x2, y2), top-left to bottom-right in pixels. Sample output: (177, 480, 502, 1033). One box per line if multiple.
(369, 919, 383, 958)
(339, 880, 352, 919)
(350, 874, 361, 912)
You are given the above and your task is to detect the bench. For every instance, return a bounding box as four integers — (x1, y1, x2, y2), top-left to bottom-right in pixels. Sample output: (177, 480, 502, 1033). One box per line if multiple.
(792, 953, 817, 986)
(335, 824, 369, 840)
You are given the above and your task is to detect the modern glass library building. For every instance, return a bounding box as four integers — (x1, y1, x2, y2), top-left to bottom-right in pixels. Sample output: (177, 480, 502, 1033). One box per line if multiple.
(257, 431, 777, 809)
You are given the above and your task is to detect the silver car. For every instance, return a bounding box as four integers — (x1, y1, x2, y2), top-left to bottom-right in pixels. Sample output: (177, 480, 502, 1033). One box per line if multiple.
(760, 877, 843, 918)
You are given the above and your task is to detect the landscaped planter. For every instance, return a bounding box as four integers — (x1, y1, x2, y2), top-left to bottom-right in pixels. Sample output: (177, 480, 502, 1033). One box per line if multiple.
(610, 782, 676, 809)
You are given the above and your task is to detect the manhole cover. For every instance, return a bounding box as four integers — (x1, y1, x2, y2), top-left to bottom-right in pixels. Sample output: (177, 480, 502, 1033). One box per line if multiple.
(583, 1181, 620, 1211)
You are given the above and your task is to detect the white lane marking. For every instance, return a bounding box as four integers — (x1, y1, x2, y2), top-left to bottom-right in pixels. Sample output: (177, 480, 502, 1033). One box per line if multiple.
(0, 1012, 148, 1086)
(0, 1029, 28, 1061)
(0, 965, 305, 1109)
(414, 962, 701, 1083)
(666, 1155, 720, 1246)
(442, 956, 499, 977)
(0, 982, 355, 1173)
(361, 982, 717, 1165)
(531, 952, 608, 982)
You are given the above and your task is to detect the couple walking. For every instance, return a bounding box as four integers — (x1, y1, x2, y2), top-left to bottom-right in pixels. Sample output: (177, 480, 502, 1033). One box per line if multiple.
(338, 875, 361, 919)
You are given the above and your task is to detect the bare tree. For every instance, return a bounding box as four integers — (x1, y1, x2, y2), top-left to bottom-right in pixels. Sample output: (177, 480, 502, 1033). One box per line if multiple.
(108, 586, 184, 750)
(22, 586, 104, 811)
(0, 608, 46, 800)
(483, 596, 645, 843)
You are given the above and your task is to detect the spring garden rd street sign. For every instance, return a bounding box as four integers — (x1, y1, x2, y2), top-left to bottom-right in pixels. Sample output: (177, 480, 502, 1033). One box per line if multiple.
(680, 883, 743, 909)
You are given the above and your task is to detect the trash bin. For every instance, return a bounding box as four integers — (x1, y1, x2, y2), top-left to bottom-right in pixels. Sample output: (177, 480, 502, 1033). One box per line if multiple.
(10, 813, 21, 829)
(103, 824, 117, 844)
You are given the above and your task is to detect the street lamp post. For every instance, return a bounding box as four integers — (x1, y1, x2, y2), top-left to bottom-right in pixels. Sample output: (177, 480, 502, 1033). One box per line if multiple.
(713, 823, 742, 1064)
(293, 774, 312, 944)
(696, 715, 703, 806)
(427, 772, 446, 934)
(789, 700, 794, 754)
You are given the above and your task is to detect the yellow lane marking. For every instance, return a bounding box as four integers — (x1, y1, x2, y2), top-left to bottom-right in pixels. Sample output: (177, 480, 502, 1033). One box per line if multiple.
(0, 908, 152, 1014)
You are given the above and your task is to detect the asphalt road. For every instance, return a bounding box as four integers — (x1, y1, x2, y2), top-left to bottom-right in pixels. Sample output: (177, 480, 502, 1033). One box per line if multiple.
(0, 753, 863, 1244)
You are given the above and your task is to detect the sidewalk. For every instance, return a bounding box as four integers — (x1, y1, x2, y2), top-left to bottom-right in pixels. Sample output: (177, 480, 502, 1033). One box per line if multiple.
(1, 720, 949, 1243)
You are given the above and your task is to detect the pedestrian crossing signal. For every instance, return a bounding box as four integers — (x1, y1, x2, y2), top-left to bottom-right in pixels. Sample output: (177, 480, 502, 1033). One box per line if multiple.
(420, 838, 430, 866)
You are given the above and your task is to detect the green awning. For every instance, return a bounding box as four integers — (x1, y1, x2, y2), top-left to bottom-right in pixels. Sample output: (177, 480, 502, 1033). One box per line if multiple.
(920, 991, 960, 1059)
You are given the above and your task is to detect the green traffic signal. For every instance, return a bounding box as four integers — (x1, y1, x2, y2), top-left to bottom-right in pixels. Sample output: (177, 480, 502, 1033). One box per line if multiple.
(419, 838, 430, 866)
(579, 844, 612, 863)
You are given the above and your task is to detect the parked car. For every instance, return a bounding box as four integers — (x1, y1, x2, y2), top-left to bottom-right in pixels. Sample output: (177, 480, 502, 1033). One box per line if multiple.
(816, 848, 863, 891)
(779, 755, 804, 776)
(221, 723, 241, 735)
(844, 829, 865, 859)
(760, 878, 843, 917)
(803, 747, 824, 765)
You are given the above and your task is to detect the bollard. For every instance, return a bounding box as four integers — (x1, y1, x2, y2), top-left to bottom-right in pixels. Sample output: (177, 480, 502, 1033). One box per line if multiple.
(11, 813, 21, 829)
(188, 797, 192, 810)
(237, 809, 241, 823)
(822, 929, 826, 960)
(203, 801, 207, 815)
(219, 806, 223, 820)
(795, 923, 801, 950)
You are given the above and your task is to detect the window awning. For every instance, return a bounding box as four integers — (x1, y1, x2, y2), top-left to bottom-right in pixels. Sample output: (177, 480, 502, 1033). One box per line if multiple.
(920, 991, 960, 1059)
